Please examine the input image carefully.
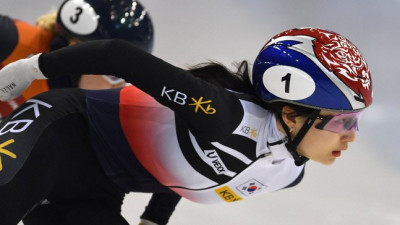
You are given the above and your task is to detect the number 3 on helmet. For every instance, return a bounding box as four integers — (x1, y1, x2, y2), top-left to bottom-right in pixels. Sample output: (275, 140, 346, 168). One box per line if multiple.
(57, 0, 154, 52)
(252, 27, 373, 112)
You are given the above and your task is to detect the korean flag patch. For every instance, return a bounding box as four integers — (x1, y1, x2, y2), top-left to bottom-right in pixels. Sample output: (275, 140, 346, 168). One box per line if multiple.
(236, 179, 266, 196)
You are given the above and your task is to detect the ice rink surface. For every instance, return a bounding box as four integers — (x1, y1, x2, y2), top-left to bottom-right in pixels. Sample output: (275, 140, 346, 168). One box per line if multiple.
(1, 0, 399, 224)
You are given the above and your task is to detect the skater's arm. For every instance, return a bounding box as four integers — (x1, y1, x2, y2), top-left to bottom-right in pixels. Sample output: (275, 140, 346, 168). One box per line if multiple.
(40, 39, 244, 140)
(0, 39, 244, 140)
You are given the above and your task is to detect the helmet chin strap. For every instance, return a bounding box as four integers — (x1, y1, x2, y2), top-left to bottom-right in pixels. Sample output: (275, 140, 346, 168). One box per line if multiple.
(278, 110, 321, 166)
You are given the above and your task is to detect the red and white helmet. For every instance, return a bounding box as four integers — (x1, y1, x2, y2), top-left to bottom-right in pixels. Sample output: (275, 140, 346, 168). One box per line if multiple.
(252, 27, 372, 112)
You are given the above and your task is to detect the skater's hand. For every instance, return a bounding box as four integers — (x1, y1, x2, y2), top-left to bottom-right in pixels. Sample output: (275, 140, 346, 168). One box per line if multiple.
(0, 54, 46, 101)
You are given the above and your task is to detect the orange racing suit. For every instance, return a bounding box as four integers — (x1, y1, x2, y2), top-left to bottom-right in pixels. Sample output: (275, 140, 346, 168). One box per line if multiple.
(0, 15, 54, 119)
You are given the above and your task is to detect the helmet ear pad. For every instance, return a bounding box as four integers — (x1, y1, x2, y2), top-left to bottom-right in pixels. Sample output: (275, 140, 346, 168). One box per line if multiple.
(252, 28, 373, 111)
(57, 0, 154, 52)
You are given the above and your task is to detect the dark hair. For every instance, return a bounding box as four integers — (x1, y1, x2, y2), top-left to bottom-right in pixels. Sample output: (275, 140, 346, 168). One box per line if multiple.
(188, 61, 316, 118)
(188, 61, 255, 95)
(267, 102, 316, 119)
